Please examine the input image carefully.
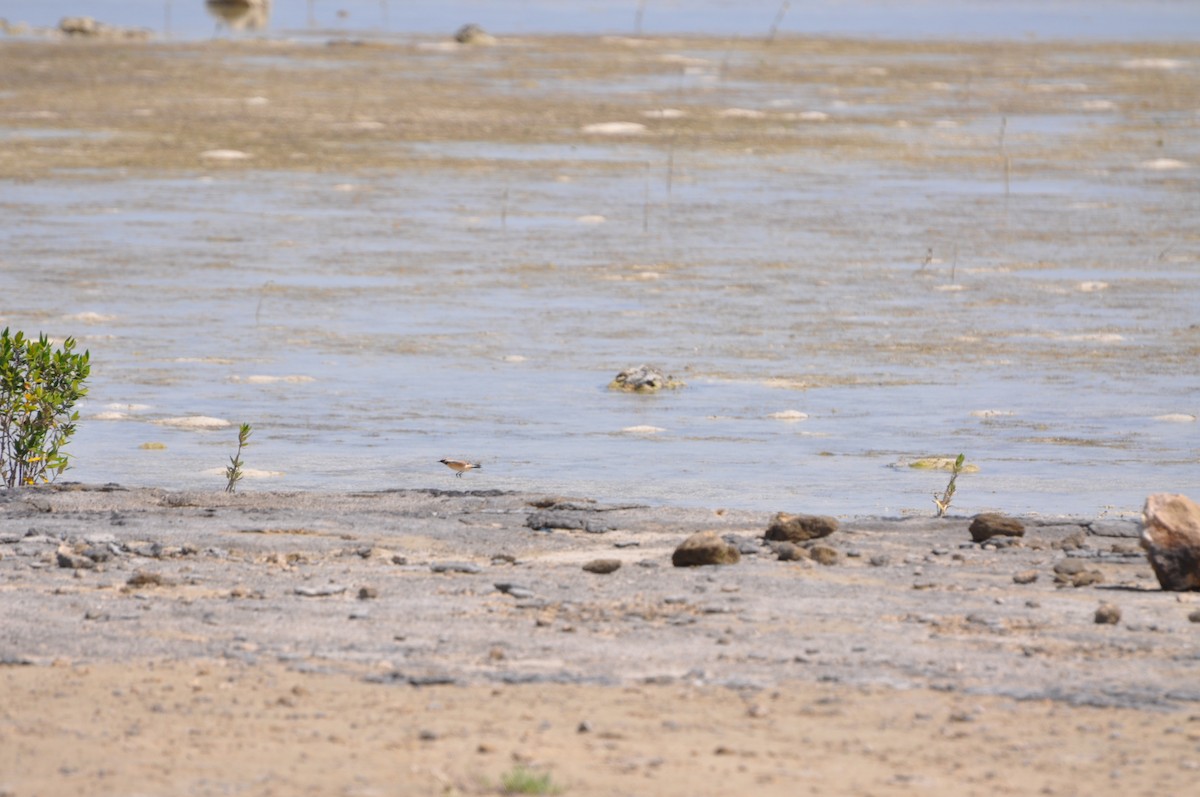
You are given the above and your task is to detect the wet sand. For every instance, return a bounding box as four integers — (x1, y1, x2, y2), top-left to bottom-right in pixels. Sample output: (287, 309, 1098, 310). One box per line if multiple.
(2, 484, 1199, 794)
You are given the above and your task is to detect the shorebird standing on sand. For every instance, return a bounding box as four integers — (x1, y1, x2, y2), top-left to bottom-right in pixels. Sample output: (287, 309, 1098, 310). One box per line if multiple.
(439, 459, 482, 478)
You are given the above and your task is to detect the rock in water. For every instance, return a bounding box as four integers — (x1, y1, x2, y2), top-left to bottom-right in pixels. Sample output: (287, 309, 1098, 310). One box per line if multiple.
(1140, 493, 1200, 591)
(969, 513, 1025, 543)
(764, 512, 838, 543)
(672, 531, 740, 567)
(454, 24, 496, 44)
(608, 365, 684, 393)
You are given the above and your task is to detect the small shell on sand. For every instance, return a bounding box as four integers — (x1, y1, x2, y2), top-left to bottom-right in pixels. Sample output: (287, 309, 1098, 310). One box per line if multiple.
(719, 108, 766, 119)
(581, 122, 646, 135)
(1122, 58, 1183, 70)
(622, 425, 665, 434)
(200, 149, 253, 161)
(152, 416, 231, 430)
(1140, 158, 1189, 170)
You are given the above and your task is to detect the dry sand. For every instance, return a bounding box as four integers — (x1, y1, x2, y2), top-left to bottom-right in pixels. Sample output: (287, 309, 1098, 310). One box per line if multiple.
(2, 484, 1199, 795)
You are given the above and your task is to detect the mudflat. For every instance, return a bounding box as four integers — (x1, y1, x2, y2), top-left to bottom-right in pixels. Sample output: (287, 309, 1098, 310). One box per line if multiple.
(2, 484, 1198, 795)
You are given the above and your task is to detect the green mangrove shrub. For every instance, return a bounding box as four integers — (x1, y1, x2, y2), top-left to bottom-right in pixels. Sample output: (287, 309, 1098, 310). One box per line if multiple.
(0, 328, 91, 488)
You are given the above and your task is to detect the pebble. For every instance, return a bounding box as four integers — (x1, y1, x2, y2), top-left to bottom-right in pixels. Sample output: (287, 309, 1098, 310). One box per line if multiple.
(1013, 570, 1039, 585)
(1095, 604, 1122, 625)
(357, 586, 379, 600)
(1189, 610, 1200, 623)
(582, 558, 622, 574)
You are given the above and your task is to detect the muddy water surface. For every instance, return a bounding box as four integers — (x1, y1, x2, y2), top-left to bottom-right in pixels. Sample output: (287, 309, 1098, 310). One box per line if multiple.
(0, 35, 1197, 514)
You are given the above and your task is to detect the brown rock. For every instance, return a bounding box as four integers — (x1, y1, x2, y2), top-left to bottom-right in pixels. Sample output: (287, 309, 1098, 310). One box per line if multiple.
(672, 531, 740, 567)
(1094, 604, 1122, 625)
(582, 558, 622, 574)
(764, 512, 838, 543)
(1053, 559, 1103, 587)
(1013, 570, 1038, 585)
(808, 545, 839, 566)
(126, 571, 169, 588)
(357, 586, 379, 600)
(1140, 493, 1200, 591)
(970, 513, 1025, 543)
(56, 547, 95, 570)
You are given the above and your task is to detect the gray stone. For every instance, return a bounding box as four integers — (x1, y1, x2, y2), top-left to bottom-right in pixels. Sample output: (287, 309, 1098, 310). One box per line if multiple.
(430, 561, 482, 574)
(607, 364, 683, 393)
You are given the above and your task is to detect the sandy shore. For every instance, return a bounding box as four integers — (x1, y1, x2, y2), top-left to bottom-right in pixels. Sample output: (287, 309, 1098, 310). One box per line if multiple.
(2, 484, 1198, 795)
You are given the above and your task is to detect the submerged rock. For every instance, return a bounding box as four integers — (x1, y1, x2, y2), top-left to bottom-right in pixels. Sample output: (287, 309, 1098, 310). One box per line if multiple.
(608, 365, 684, 393)
(764, 512, 838, 543)
(969, 513, 1025, 543)
(672, 531, 740, 567)
(454, 23, 495, 44)
(1140, 493, 1200, 591)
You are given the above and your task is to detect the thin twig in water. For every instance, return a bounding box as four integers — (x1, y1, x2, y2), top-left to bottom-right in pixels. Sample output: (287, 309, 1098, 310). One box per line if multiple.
(767, 1, 791, 43)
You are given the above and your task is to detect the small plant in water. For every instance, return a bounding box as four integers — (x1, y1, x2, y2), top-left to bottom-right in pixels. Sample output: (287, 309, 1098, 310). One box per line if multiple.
(224, 422, 252, 493)
(499, 765, 559, 796)
(933, 453, 966, 517)
(0, 328, 90, 488)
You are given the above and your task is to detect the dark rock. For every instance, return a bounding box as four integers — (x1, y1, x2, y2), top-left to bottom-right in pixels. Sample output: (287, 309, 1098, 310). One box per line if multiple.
(453, 23, 495, 45)
(1139, 493, 1200, 591)
(357, 586, 379, 600)
(764, 512, 838, 543)
(672, 531, 740, 567)
(1188, 609, 1200, 623)
(1094, 604, 1122, 625)
(970, 513, 1025, 543)
(525, 511, 614, 534)
(56, 548, 95, 570)
(582, 558, 622, 574)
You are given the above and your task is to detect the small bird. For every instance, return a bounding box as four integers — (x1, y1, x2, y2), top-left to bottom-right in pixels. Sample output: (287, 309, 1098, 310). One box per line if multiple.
(439, 458, 481, 478)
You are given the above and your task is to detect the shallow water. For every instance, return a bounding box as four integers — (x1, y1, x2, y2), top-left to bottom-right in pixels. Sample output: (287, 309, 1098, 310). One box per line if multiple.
(1, 34, 1197, 516)
(3, 0, 1200, 40)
